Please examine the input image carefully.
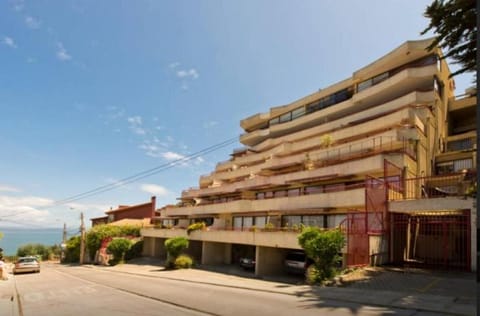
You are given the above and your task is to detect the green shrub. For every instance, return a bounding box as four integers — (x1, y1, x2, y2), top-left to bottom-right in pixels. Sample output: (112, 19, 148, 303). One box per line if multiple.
(174, 254, 193, 269)
(17, 243, 62, 261)
(125, 240, 144, 261)
(186, 222, 206, 235)
(64, 236, 81, 263)
(298, 227, 345, 283)
(164, 237, 189, 268)
(86, 224, 140, 261)
(106, 238, 132, 265)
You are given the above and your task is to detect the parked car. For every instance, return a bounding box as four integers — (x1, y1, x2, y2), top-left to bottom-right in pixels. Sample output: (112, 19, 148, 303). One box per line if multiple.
(284, 251, 312, 274)
(239, 257, 256, 270)
(13, 256, 40, 274)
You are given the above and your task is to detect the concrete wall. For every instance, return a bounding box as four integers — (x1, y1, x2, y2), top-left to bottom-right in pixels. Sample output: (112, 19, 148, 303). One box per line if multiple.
(369, 235, 388, 266)
(255, 246, 287, 276)
(202, 242, 231, 265)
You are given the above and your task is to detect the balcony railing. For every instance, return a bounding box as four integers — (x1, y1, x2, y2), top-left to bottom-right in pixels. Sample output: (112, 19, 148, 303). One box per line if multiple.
(388, 172, 475, 201)
(446, 137, 476, 152)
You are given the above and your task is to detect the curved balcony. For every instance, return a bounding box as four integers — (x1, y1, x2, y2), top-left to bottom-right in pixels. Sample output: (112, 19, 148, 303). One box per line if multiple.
(182, 153, 408, 200)
(240, 112, 271, 132)
(352, 64, 436, 109)
(169, 187, 365, 217)
(252, 90, 432, 153)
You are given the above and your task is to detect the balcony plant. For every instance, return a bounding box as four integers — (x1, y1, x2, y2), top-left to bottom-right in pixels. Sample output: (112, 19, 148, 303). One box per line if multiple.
(187, 222, 206, 235)
(263, 222, 275, 232)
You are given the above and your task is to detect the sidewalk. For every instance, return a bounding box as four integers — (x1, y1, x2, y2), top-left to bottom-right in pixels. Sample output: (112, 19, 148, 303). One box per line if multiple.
(0, 264, 20, 316)
(85, 258, 476, 316)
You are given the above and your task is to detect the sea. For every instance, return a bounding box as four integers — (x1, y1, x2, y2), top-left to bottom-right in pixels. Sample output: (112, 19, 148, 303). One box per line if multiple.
(0, 227, 64, 256)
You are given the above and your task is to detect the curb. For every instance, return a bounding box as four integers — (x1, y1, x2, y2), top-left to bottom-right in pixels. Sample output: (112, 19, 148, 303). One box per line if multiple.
(80, 264, 473, 316)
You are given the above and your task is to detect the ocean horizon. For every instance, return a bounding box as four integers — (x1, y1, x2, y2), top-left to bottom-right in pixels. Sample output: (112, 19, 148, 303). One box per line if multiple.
(0, 227, 65, 256)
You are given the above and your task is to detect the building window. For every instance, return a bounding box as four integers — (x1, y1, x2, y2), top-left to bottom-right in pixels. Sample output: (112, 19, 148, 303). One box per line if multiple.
(279, 112, 291, 123)
(304, 185, 323, 194)
(291, 107, 306, 119)
(287, 188, 300, 196)
(254, 216, 267, 228)
(269, 117, 279, 126)
(326, 214, 346, 228)
(274, 190, 287, 198)
(233, 217, 243, 230)
(265, 191, 274, 199)
(256, 192, 265, 200)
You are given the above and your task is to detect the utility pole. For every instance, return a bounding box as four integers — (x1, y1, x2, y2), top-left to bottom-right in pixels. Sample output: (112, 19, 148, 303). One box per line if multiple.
(61, 223, 67, 261)
(79, 212, 85, 264)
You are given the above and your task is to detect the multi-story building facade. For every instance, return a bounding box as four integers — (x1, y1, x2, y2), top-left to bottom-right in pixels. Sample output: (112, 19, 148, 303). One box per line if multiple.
(141, 38, 477, 275)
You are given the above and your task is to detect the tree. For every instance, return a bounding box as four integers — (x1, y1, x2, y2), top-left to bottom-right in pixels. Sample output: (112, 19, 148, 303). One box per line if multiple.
(64, 236, 81, 263)
(86, 224, 140, 261)
(106, 238, 132, 265)
(164, 237, 189, 269)
(298, 227, 345, 283)
(421, 0, 476, 77)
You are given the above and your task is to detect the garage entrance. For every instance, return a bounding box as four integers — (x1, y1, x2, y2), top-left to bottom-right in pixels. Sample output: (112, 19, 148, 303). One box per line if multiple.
(391, 210, 471, 271)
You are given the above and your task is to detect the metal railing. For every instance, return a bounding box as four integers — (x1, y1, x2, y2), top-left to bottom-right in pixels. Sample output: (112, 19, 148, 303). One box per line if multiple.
(388, 173, 474, 201)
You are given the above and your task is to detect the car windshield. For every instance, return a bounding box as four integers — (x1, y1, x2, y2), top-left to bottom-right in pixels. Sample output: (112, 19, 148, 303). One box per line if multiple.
(19, 258, 37, 263)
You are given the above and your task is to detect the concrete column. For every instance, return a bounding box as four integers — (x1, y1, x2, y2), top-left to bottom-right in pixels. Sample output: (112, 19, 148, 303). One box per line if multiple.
(255, 246, 286, 277)
(202, 242, 228, 265)
(154, 238, 167, 259)
(142, 237, 155, 257)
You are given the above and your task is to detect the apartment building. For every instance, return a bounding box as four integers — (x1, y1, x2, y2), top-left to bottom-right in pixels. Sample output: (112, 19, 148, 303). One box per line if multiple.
(142, 38, 477, 275)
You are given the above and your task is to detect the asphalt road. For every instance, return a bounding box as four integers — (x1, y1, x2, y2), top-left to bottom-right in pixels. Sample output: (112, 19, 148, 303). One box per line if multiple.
(13, 263, 451, 316)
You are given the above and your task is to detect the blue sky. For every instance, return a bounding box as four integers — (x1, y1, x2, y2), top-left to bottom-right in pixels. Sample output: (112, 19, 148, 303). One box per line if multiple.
(0, 0, 474, 230)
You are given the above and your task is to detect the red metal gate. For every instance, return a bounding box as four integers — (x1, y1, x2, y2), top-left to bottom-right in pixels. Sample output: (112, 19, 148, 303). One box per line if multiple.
(344, 212, 369, 266)
(391, 211, 471, 271)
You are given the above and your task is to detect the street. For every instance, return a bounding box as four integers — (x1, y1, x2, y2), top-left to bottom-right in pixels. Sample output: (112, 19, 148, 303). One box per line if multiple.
(9, 262, 468, 316)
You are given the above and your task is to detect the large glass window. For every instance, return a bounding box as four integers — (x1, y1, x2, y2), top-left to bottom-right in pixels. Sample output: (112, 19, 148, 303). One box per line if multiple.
(453, 158, 473, 171)
(305, 185, 323, 194)
(233, 217, 243, 229)
(326, 214, 346, 228)
(287, 188, 300, 196)
(291, 107, 306, 119)
(279, 112, 291, 123)
(302, 215, 324, 227)
(269, 117, 279, 126)
(282, 215, 302, 226)
(243, 217, 253, 228)
(255, 216, 267, 228)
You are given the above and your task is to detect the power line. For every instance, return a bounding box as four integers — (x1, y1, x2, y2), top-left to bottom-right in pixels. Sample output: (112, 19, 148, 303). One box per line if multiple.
(1, 135, 238, 219)
(51, 135, 237, 206)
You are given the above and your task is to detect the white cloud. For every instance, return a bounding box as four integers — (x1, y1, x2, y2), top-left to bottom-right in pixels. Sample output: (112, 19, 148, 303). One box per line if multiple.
(2, 37, 17, 48)
(0, 195, 53, 226)
(176, 68, 199, 79)
(203, 121, 218, 129)
(162, 151, 185, 161)
(12, 0, 24, 11)
(25, 16, 41, 29)
(169, 62, 180, 69)
(0, 195, 53, 208)
(140, 184, 170, 196)
(0, 185, 20, 192)
(127, 115, 146, 135)
(56, 42, 72, 61)
(26, 57, 36, 63)
(127, 116, 142, 125)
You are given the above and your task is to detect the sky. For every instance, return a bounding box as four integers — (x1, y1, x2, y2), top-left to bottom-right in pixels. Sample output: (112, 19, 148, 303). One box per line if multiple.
(0, 0, 475, 231)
